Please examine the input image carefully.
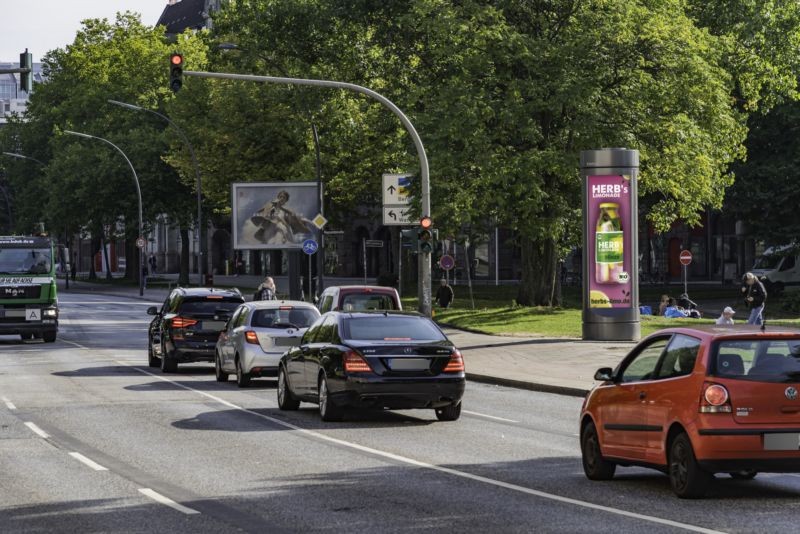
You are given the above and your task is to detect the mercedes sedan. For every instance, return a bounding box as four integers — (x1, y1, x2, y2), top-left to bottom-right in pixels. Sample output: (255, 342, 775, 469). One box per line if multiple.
(277, 311, 466, 422)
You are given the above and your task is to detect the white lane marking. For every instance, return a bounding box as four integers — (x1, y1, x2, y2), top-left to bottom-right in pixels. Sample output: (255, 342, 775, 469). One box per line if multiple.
(1, 396, 16, 410)
(68, 452, 108, 471)
(24, 422, 49, 439)
(462, 410, 519, 423)
(138, 488, 200, 515)
(117, 361, 721, 534)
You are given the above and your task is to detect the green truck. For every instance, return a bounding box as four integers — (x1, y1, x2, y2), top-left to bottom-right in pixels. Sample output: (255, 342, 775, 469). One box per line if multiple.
(0, 236, 59, 342)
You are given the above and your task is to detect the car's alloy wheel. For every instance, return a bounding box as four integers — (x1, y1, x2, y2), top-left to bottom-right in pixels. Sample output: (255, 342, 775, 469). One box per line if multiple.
(580, 422, 616, 480)
(235, 357, 251, 388)
(669, 433, 712, 498)
(215, 353, 229, 382)
(160, 342, 177, 373)
(277, 367, 299, 410)
(435, 402, 462, 421)
(318, 376, 343, 422)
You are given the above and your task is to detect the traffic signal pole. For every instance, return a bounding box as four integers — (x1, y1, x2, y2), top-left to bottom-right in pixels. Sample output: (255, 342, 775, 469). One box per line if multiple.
(182, 69, 433, 315)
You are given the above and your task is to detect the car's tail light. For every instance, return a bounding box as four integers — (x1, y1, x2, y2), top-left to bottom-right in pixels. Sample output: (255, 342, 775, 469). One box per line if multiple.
(245, 331, 259, 344)
(443, 350, 465, 373)
(171, 316, 198, 329)
(344, 350, 372, 373)
(700, 382, 732, 413)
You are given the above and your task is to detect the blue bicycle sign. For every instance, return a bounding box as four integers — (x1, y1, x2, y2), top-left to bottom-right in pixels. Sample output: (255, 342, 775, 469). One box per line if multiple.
(302, 239, 318, 255)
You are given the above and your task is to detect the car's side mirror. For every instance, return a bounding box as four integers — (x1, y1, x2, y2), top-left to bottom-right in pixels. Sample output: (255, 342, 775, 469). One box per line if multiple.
(146, 306, 158, 316)
(594, 367, 614, 381)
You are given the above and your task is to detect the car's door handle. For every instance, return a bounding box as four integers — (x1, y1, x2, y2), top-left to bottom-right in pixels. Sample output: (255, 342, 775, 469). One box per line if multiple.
(639, 391, 647, 400)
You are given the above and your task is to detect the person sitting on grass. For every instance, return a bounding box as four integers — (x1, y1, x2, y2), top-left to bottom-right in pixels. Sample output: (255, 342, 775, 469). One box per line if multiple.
(663, 298, 689, 318)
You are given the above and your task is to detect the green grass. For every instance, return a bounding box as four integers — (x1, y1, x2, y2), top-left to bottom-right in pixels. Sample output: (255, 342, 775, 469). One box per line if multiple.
(402, 283, 800, 338)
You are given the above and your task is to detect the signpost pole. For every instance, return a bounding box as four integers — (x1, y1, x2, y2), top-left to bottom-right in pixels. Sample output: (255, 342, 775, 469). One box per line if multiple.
(684, 264, 687, 297)
(363, 238, 367, 285)
(398, 234, 403, 298)
(309, 253, 313, 302)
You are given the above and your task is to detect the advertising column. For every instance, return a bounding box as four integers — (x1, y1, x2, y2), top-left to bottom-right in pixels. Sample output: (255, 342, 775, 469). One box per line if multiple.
(581, 149, 640, 341)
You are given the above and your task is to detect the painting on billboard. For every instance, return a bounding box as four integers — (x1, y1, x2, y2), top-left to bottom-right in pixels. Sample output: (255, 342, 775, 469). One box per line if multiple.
(587, 174, 633, 309)
(232, 182, 319, 250)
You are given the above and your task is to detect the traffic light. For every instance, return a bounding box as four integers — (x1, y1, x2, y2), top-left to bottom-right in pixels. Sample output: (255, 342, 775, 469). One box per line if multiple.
(19, 49, 32, 93)
(418, 216, 433, 254)
(169, 53, 183, 93)
(401, 228, 418, 251)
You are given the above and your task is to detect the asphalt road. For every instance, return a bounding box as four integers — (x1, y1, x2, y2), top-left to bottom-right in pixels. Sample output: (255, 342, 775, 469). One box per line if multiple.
(1, 293, 799, 533)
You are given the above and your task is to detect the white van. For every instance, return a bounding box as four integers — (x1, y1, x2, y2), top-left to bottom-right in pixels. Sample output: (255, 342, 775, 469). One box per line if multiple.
(751, 245, 800, 295)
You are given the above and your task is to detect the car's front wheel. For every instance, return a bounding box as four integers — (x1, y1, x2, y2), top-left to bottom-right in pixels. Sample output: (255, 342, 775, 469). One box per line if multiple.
(669, 432, 712, 498)
(435, 402, 462, 421)
(318, 375, 343, 422)
(277, 366, 299, 410)
(215, 352, 229, 382)
(42, 331, 56, 343)
(581, 421, 616, 480)
(148, 342, 159, 368)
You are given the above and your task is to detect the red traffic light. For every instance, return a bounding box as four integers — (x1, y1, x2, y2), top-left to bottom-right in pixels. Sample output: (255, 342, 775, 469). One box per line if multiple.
(170, 53, 183, 66)
(420, 216, 432, 229)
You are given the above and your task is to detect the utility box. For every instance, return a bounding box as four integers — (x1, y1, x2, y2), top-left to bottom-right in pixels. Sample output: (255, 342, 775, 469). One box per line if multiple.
(581, 148, 640, 341)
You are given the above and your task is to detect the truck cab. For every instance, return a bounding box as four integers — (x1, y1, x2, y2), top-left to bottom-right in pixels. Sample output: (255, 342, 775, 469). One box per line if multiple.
(0, 236, 58, 342)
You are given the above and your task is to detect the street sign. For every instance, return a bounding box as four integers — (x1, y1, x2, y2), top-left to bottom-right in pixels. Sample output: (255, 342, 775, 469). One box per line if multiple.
(382, 206, 412, 225)
(439, 255, 455, 271)
(312, 213, 328, 230)
(135, 237, 146, 249)
(382, 173, 412, 205)
(365, 240, 384, 248)
(679, 250, 692, 266)
(302, 239, 318, 255)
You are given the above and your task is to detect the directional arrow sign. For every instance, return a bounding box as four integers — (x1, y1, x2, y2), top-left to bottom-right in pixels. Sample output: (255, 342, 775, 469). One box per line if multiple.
(383, 206, 412, 226)
(382, 173, 412, 206)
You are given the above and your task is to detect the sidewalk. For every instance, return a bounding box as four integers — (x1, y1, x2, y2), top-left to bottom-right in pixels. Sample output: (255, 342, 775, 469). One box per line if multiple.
(57, 278, 633, 398)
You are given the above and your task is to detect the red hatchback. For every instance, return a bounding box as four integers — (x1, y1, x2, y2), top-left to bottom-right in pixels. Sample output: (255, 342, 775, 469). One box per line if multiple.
(580, 325, 800, 498)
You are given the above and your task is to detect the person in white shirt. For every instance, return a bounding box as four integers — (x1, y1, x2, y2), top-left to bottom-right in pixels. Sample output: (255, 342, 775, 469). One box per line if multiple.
(715, 306, 735, 325)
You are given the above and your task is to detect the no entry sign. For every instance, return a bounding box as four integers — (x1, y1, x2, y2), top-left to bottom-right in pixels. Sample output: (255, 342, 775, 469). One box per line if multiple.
(679, 250, 692, 266)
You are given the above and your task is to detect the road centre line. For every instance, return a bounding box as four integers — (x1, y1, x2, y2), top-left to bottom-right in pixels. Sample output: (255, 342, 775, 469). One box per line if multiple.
(2, 396, 16, 410)
(68, 452, 109, 471)
(117, 361, 723, 534)
(138, 488, 200, 515)
(462, 410, 519, 423)
(24, 422, 49, 439)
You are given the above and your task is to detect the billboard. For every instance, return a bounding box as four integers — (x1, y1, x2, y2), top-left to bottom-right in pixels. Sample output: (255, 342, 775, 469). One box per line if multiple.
(587, 174, 633, 309)
(232, 182, 319, 250)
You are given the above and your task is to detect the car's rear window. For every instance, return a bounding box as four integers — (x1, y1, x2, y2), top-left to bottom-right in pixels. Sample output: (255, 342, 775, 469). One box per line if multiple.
(179, 297, 243, 316)
(713, 339, 800, 382)
(340, 293, 397, 311)
(341, 316, 445, 341)
(251, 308, 318, 328)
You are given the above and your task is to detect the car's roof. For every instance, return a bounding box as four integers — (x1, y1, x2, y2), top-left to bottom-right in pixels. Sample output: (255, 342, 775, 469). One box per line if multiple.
(328, 311, 423, 319)
(176, 287, 243, 298)
(646, 324, 800, 341)
(244, 300, 318, 309)
(327, 285, 398, 292)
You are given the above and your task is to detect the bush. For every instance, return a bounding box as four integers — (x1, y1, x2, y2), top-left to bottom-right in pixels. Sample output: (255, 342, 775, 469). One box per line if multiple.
(780, 292, 800, 313)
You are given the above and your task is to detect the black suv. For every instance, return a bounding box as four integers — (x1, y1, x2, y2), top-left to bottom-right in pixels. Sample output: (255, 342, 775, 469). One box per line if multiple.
(147, 287, 245, 372)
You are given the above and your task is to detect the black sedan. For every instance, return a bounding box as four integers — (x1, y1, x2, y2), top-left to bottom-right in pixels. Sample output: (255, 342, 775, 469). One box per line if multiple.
(147, 287, 245, 372)
(277, 311, 466, 421)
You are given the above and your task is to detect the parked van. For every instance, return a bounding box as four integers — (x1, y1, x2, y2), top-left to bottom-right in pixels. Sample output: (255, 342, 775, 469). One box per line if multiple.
(317, 285, 402, 313)
(751, 245, 800, 295)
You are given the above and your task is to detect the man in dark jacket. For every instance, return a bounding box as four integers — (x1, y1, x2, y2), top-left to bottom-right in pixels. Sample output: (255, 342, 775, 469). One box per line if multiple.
(741, 272, 767, 325)
(435, 278, 454, 309)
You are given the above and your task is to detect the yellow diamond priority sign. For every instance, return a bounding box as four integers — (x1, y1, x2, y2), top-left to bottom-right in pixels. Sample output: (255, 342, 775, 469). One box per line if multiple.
(312, 213, 328, 230)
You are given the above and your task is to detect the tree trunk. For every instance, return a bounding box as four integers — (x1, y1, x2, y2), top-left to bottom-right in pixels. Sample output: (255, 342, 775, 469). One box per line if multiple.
(88, 235, 101, 280)
(517, 236, 561, 307)
(179, 226, 190, 286)
(101, 237, 113, 280)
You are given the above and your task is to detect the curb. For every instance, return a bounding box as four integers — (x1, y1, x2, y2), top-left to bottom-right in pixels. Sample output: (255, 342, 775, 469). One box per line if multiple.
(466, 373, 589, 398)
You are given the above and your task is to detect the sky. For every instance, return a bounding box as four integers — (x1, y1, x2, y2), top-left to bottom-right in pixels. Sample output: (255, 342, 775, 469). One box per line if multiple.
(0, 0, 169, 63)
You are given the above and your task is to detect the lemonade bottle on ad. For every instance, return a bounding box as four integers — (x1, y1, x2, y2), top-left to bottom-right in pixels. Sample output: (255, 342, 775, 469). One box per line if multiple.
(595, 203, 624, 284)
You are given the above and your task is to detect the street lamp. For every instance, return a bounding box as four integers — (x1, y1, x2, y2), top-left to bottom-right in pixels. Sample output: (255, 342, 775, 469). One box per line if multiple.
(63, 130, 145, 297)
(107, 99, 205, 287)
(217, 43, 325, 299)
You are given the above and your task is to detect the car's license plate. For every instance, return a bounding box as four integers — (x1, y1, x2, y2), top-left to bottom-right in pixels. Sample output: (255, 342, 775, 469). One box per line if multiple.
(764, 433, 800, 450)
(389, 358, 430, 371)
(273, 337, 300, 347)
(201, 321, 226, 331)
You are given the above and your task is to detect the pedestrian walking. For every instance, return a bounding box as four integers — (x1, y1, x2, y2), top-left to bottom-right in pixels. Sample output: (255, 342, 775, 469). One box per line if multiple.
(741, 272, 767, 325)
(435, 278, 454, 309)
(715, 306, 736, 325)
(70, 256, 77, 281)
(254, 276, 277, 301)
(148, 253, 157, 275)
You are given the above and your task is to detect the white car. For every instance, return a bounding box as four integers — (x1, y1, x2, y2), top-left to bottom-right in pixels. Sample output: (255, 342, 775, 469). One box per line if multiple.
(215, 300, 320, 387)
